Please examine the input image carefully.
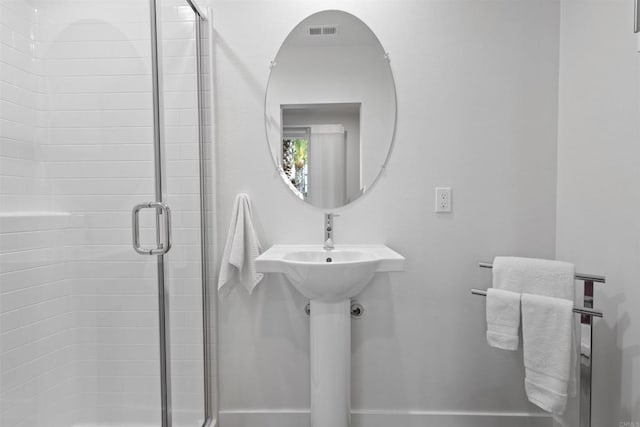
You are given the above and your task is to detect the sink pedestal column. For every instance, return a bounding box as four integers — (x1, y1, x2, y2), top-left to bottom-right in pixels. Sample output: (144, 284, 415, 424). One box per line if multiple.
(309, 299, 351, 427)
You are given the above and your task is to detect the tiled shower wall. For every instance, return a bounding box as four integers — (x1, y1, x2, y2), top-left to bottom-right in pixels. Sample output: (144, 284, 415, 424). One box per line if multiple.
(0, 0, 49, 211)
(1, 2, 75, 427)
(1, 1, 209, 426)
(0, 214, 79, 427)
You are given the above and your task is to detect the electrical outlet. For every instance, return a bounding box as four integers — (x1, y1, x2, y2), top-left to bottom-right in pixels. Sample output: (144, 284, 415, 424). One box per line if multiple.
(435, 187, 452, 213)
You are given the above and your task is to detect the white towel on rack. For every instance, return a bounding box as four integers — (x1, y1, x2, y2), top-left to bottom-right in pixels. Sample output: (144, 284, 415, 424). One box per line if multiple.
(522, 293, 574, 415)
(492, 256, 575, 300)
(488, 256, 575, 351)
(491, 256, 578, 417)
(486, 288, 521, 351)
(217, 194, 264, 297)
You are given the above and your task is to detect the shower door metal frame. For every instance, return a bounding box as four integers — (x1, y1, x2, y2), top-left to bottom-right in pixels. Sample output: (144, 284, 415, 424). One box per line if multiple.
(148, 1, 213, 426)
(193, 7, 215, 427)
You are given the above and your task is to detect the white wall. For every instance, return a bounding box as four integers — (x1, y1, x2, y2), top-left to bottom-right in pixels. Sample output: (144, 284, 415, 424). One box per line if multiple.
(556, 0, 640, 424)
(213, 1, 560, 425)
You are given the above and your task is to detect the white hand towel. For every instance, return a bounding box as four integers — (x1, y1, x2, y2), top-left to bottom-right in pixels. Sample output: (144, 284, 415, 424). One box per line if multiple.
(522, 293, 574, 415)
(217, 194, 264, 297)
(486, 288, 521, 351)
(492, 256, 575, 300)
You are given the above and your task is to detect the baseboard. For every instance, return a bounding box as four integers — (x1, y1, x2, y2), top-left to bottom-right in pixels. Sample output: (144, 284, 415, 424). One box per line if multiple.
(218, 409, 552, 427)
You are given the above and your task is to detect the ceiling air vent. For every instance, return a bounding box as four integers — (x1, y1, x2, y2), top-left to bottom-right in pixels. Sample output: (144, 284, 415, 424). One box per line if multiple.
(322, 26, 337, 35)
(307, 25, 338, 36)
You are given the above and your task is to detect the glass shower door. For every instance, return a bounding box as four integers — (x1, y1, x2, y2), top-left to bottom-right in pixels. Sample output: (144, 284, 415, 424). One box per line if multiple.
(155, 1, 211, 426)
(0, 0, 211, 425)
(34, 1, 165, 425)
(132, 1, 212, 425)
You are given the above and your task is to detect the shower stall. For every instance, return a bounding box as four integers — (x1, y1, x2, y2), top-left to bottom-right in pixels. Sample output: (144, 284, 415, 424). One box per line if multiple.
(0, 1, 214, 426)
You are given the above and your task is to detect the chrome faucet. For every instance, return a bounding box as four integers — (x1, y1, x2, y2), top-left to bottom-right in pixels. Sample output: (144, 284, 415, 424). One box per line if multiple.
(324, 212, 340, 250)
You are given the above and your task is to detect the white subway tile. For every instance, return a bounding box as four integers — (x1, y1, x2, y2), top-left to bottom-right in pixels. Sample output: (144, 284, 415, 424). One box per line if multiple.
(1, 118, 36, 144)
(0, 311, 74, 352)
(0, 263, 69, 293)
(42, 92, 152, 111)
(43, 161, 154, 178)
(75, 310, 157, 328)
(0, 279, 72, 313)
(42, 126, 153, 145)
(76, 343, 159, 361)
(1, 328, 74, 373)
(0, 295, 73, 333)
(35, 39, 151, 60)
(44, 75, 152, 94)
(0, 344, 74, 391)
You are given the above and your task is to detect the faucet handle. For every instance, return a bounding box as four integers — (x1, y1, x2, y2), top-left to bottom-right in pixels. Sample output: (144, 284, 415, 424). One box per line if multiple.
(325, 212, 340, 228)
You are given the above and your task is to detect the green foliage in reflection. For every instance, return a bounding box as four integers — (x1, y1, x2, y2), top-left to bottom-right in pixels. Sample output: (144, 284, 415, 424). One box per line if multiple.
(293, 138, 308, 170)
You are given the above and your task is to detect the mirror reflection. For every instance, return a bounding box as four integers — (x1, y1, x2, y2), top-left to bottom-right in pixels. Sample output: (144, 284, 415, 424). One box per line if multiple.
(265, 10, 397, 209)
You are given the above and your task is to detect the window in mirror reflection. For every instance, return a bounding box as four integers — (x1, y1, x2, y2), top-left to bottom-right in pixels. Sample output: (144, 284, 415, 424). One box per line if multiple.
(282, 132, 309, 198)
(281, 103, 360, 208)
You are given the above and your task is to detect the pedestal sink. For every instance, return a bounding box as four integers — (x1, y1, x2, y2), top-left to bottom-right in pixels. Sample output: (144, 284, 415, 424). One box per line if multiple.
(255, 244, 405, 427)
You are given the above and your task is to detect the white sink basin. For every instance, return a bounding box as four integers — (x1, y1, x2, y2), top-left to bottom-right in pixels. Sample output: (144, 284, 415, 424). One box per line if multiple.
(255, 244, 404, 302)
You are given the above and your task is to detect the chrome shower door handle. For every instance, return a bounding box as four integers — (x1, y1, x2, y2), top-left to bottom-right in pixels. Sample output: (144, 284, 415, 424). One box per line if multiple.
(636, 0, 640, 33)
(132, 202, 172, 255)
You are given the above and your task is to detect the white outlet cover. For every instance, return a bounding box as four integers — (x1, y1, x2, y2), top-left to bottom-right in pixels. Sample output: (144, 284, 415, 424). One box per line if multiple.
(435, 187, 452, 213)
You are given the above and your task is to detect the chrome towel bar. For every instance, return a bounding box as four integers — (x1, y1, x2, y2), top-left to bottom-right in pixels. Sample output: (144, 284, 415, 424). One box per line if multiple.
(470, 288, 603, 318)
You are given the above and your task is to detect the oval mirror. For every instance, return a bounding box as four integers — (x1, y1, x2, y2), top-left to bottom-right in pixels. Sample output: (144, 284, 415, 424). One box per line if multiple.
(265, 10, 397, 209)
